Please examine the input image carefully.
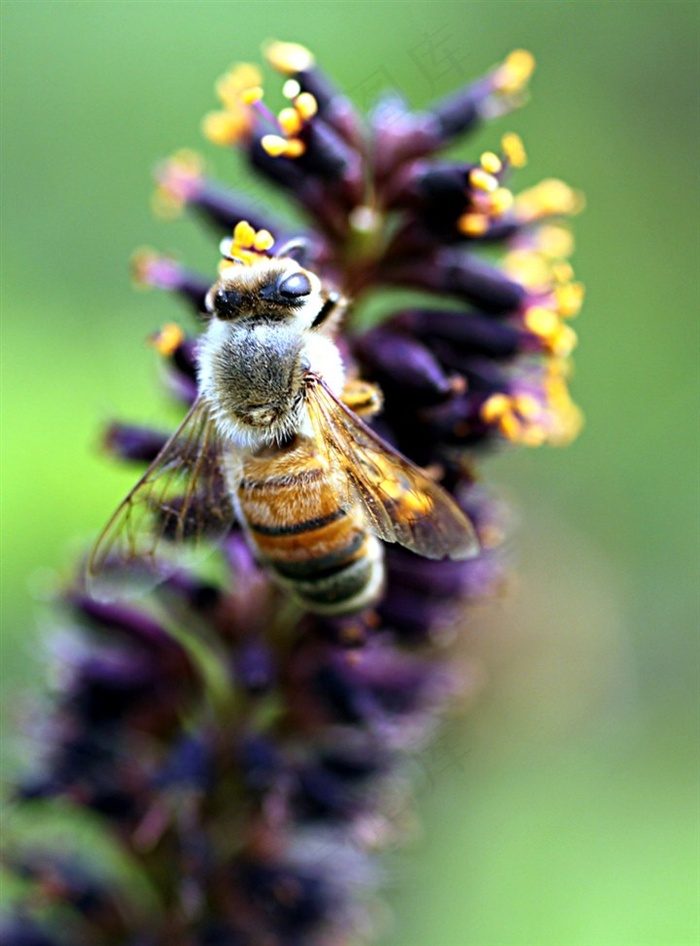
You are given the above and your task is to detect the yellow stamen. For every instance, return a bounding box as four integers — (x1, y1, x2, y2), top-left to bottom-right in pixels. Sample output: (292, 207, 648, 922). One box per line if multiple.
(265, 40, 315, 75)
(294, 91, 318, 120)
(497, 49, 536, 95)
(283, 138, 306, 158)
(519, 424, 547, 447)
(524, 305, 559, 339)
(457, 213, 489, 237)
(555, 281, 585, 318)
(239, 86, 264, 106)
(550, 324, 578, 357)
(516, 179, 584, 221)
(536, 224, 574, 259)
(253, 229, 274, 251)
(278, 106, 302, 136)
(481, 393, 510, 424)
(552, 261, 574, 283)
(498, 411, 522, 442)
(513, 394, 541, 419)
(503, 249, 551, 289)
(488, 187, 514, 216)
(541, 364, 584, 445)
(470, 168, 499, 193)
(202, 110, 250, 146)
(501, 132, 527, 168)
(215, 63, 263, 108)
(261, 134, 289, 157)
(233, 220, 256, 248)
(480, 151, 502, 175)
(151, 323, 184, 357)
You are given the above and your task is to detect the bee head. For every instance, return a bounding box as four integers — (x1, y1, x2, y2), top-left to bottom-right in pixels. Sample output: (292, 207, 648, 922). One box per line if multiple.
(205, 260, 318, 323)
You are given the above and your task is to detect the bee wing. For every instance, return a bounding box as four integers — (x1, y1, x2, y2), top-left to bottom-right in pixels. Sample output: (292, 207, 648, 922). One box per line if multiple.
(304, 374, 479, 560)
(87, 397, 237, 599)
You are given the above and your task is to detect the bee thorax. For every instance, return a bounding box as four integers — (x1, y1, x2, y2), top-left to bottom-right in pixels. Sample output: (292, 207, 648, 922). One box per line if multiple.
(198, 321, 306, 446)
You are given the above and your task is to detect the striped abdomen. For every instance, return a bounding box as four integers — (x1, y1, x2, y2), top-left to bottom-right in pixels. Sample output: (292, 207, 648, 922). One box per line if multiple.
(237, 437, 383, 614)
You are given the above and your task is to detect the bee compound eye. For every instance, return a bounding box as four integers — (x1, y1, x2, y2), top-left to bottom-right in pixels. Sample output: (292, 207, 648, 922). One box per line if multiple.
(212, 287, 242, 319)
(278, 272, 312, 300)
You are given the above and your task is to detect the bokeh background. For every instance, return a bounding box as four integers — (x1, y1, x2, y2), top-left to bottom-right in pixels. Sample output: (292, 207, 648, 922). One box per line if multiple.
(1, 2, 697, 944)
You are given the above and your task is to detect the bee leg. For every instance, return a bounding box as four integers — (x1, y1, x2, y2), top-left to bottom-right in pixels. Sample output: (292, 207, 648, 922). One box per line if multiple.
(341, 378, 383, 418)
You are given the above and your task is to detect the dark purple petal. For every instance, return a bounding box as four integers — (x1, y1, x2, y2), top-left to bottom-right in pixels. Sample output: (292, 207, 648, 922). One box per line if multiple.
(103, 422, 169, 464)
(355, 327, 454, 401)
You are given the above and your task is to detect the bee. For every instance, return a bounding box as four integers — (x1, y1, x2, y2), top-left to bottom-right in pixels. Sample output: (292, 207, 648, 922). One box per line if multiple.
(88, 231, 478, 613)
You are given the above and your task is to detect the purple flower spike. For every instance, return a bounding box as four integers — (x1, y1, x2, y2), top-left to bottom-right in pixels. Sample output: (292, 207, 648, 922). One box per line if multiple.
(8, 39, 583, 946)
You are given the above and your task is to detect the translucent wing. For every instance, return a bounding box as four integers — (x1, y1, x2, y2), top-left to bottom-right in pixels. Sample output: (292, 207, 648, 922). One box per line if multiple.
(304, 374, 479, 560)
(87, 397, 236, 599)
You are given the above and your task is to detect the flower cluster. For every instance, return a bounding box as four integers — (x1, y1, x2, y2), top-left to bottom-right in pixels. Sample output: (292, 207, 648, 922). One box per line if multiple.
(4, 42, 582, 945)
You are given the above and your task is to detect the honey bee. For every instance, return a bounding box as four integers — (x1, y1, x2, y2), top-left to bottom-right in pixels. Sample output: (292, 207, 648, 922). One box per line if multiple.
(88, 232, 478, 613)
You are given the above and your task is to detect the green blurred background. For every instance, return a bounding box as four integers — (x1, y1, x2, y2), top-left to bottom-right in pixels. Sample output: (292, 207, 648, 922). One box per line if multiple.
(1, 2, 697, 944)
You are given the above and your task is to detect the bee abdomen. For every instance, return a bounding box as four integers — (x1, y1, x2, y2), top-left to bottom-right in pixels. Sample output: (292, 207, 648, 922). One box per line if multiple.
(270, 529, 366, 577)
(238, 447, 384, 614)
(267, 526, 383, 613)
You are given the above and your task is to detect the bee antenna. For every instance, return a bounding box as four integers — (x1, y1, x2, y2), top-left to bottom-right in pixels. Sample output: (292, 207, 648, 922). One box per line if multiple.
(275, 237, 310, 264)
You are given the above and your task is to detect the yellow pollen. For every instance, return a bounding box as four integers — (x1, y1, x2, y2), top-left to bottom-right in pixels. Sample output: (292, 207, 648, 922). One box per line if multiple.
(481, 393, 510, 423)
(550, 324, 578, 357)
(498, 411, 522, 442)
(233, 220, 257, 247)
(261, 134, 289, 157)
(470, 168, 499, 193)
(488, 187, 514, 216)
(516, 179, 584, 221)
(215, 63, 263, 108)
(501, 132, 527, 168)
(225, 222, 277, 266)
(265, 40, 315, 75)
(555, 281, 585, 317)
(519, 424, 547, 447)
(498, 49, 536, 95)
(525, 306, 560, 338)
(504, 249, 551, 289)
(513, 393, 540, 419)
(151, 323, 184, 357)
(294, 91, 318, 120)
(480, 151, 502, 175)
(202, 110, 250, 146)
(537, 225, 574, 259)
(253, 229, 274, 251)
(552, 261, 574, 283)
(239, 86, 264, 106)
(284, 138, 306, 158)
(458, 213, 489, 236)
(278, 106, 302, 136)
